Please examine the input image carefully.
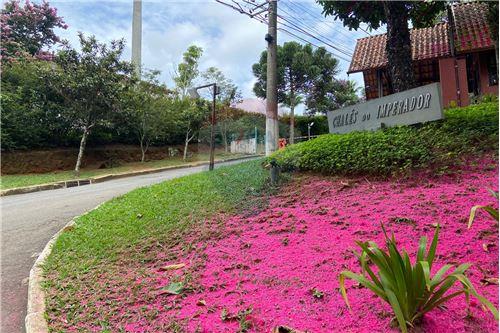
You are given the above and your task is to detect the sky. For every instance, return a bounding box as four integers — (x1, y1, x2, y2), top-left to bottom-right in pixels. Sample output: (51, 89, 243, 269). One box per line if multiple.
(49, 0, 383, 114)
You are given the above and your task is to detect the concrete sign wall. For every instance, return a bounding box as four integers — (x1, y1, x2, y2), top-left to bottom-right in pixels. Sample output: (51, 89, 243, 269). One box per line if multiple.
(327, 83, 443, 134)
(230, 138, 257, 154)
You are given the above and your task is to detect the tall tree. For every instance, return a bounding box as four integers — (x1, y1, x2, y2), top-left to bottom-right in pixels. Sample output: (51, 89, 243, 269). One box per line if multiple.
(53, 33, 134, 174)
(125, 70, 173, 162)
(304, 46, 358, 114)
(201, 67, 242, 151)
(253, 41, 314, 144)
(173, 45, 203, 96)
(486, 1, 499, 66)
(306, 79, 359, 115)
(175, 98, 209, 160)
(1, 59, 68, 150)
(173, 45, 206, 158)
(317, 1, 445, 93)
(0, 0, 67, 61)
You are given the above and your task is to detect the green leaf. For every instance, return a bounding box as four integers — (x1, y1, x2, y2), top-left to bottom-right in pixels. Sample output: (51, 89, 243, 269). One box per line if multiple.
(339, 271, 387, 307)
(382, 278, 408, 333)
(469, 205, 499, 228)
(426, 224, 439, 269)
(416, 236, 427, 263)
(454, 274, 499, 320)
(162, 282, 184, 295)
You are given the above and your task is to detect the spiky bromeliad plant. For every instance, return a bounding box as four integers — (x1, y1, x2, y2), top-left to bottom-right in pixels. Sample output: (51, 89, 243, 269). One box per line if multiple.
(339, 225, 499, 333)
(468, 190, 499, 228)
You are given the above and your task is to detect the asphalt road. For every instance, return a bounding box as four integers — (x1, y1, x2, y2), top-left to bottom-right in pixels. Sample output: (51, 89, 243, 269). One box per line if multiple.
(0, 158, 256, 333)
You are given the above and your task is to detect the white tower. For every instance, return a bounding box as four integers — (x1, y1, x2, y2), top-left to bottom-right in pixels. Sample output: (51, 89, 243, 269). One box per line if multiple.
(131, 0, 142, 76)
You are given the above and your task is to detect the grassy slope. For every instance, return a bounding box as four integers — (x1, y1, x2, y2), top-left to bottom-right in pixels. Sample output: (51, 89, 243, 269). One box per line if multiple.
(271, 102, 499, 175)
(0, 152, 244, 190)
(43, 159, 268, 293)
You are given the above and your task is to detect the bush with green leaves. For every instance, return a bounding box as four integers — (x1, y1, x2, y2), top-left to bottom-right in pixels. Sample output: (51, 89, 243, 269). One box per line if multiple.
(340, 225, 499, 333)
(270, 102, 498, 175)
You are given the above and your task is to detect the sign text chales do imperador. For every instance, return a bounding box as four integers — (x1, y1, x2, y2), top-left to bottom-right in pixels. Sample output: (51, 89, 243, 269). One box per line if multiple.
(327, 83, 443, 134)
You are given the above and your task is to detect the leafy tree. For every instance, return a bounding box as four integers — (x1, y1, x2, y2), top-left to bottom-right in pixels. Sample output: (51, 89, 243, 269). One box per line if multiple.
(172, 45, 207, 159)
(292, 114, 329, 137)
(303, 46, 359, 114)
(306, 79, 359, 115)
(201, 67, 242, 151)
(52, 33, 134, 174)
(1, 59, 68, 150)
(173, 45, 203, 97)
(1, 0, 67, 61)
(253, 41, 316, 144)
(486, 1, 499, 66)
(175, 98, 210, 160)
(317, 1, 446, 92)
(125, 70, 174, 162)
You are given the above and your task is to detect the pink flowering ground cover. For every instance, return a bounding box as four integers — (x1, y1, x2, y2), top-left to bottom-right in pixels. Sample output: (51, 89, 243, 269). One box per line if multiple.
(49, 155, 499, 332)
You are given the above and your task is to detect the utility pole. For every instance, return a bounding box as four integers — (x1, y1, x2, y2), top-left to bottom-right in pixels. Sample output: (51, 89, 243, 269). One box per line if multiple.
(214, 0, 278, 155)
(265, 0, 278, 156)
(132, 0, 142, 77)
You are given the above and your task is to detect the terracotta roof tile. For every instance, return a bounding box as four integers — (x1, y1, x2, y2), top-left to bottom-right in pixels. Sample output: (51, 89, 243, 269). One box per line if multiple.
(348, 2, 493, 73)
(348, 23, 450, 73)
(452, 1, 492, 53)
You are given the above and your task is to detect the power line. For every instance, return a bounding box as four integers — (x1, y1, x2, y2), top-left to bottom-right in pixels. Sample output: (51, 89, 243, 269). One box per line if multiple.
(279, 0, 389, 72)
(276, 13, 353, 58)
(286, 0, 372, 37)
(215, 0, 386, 72)
(280, 0, 355, 54)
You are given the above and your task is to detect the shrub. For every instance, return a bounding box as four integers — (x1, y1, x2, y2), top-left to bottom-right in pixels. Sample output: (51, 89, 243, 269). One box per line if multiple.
(339, 225, 499, 333)
(270, 102, 498, 175)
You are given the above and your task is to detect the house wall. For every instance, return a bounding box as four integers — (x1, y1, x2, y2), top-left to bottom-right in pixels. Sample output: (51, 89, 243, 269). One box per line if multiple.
(362, 53, 494, 108)
(478, 51, 499, 95)
(438, 57, 469, 107)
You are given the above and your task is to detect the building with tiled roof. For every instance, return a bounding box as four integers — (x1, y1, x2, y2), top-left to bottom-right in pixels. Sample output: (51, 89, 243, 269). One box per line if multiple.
(349, 1, 497, 107)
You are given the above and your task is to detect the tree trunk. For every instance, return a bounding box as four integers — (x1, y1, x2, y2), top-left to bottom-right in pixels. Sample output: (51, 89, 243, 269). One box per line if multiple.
(75, 127, 89, 176)
(289, 102, 295, 144)
(486, 2, 499, 68)
(222, 122, 228, 152)
(289, 84, 295, 144)
(383, 1, 415, 93)
(183, 129, 191, 160)
(140, 139, 149, 163)
(140, 136, 146, 163)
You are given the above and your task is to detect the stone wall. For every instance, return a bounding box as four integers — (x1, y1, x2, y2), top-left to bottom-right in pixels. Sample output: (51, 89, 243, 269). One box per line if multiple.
(1, 144, 202, 175)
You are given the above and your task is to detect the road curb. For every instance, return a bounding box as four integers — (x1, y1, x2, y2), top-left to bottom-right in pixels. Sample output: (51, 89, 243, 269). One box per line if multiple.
(2, 155, 261, 197)
(25, 203, 103, 333)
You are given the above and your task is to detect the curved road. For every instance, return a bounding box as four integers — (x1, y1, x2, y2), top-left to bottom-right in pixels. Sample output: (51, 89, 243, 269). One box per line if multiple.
(0, 158, 255, 333)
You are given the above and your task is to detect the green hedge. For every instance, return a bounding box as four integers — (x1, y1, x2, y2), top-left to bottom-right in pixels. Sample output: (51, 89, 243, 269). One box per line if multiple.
(270, 102, 499, 175)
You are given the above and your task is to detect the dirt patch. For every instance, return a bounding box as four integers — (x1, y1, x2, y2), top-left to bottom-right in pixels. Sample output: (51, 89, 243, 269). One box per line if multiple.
(1, 144, 204, 174)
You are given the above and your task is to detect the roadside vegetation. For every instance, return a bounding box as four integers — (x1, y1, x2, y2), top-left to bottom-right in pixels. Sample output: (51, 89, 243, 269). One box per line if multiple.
(41, 102, 499, 332)
(271, 102, 499, 175)
(42, 159, 272, 330)
(0, 152, 243, 190)
(1, 1, 290, 176)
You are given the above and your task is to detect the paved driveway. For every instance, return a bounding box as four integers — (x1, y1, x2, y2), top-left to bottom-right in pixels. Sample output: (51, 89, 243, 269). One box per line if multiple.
(0, 158, 256, 333)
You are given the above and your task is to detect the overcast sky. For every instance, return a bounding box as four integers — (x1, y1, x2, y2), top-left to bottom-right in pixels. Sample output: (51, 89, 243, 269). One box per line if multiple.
(50, 0, 383, 114)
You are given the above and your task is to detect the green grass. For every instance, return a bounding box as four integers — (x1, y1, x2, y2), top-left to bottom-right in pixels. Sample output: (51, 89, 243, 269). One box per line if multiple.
(43, 158, 269, 291)
(270, 102, 499, 175)
(0, 152, 245, 190)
